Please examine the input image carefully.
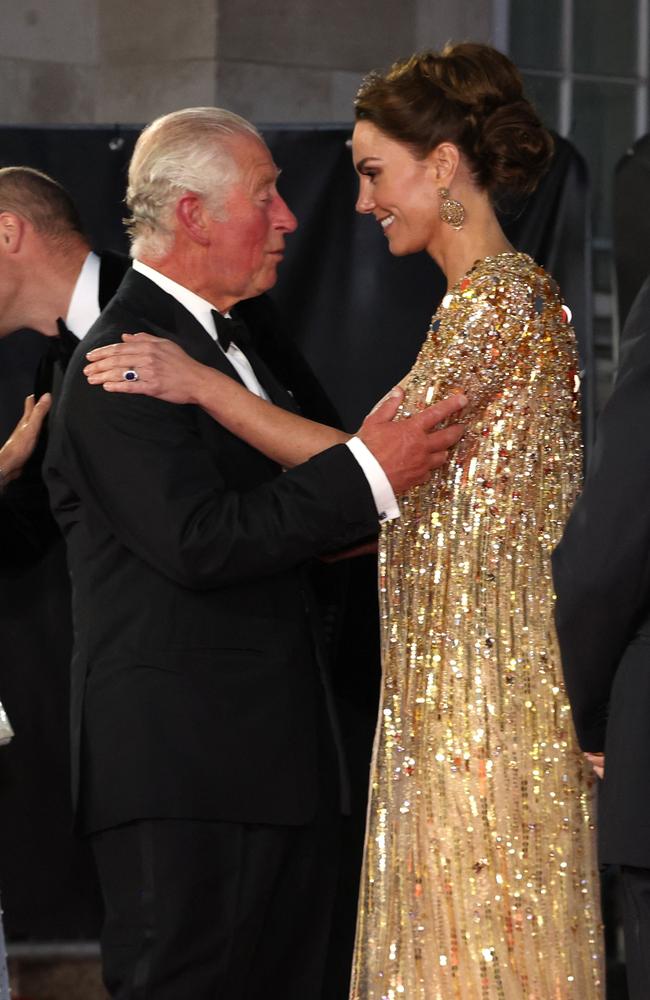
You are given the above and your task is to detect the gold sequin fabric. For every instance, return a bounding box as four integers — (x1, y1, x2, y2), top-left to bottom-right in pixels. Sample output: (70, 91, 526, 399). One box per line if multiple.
(351, 253, 604, 999)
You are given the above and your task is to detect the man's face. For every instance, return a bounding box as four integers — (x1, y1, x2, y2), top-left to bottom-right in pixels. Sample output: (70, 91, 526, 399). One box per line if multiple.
(206, 134, 297, 303)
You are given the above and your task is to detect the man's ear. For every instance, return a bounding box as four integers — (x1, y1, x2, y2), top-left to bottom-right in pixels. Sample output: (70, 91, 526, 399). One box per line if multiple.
(175, 194, 211, 247)
(0, 211, 26, 254)
(426, 142, 461, 188)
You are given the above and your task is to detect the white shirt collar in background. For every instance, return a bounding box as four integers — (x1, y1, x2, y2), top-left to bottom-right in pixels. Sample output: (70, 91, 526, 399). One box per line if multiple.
(66, 251, 101, 340)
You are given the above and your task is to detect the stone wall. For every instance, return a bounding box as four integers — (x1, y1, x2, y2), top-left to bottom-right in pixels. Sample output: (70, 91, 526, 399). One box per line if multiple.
(0, 0, 494, 126)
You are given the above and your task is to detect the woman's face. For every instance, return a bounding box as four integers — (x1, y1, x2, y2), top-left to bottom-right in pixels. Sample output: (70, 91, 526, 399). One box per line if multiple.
(352, 120, 440, 257)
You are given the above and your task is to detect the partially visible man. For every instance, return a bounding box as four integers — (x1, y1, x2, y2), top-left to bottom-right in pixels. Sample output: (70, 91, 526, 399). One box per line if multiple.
(44, 107, 465, 1000)
(0, 166, 127, 349)
(553, 275, 650, 1000)
(0, 168, 129, 940)
(0, 166, 129, 559)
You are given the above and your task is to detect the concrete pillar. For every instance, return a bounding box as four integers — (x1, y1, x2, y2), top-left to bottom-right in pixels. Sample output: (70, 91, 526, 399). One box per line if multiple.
(0, 0, 496, 125)
(415, 0, 494, 50)
(95, 0, 218, 123)
(0, 0, 97, 123)
(216, 0, 417, 124)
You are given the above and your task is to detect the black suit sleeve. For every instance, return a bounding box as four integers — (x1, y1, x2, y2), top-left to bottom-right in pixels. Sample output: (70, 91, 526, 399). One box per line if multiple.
(552, 275, 650, 750)
(46, 374, 379, 591)
(0, 256, 129, 572)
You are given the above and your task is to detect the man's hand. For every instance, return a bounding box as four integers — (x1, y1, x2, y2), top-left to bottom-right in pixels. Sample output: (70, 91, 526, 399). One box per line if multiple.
(584, 752, 604, 779)
(0, 393, 52, 486)
(84, 333, 206, 404)
(358, 388, 466, 494)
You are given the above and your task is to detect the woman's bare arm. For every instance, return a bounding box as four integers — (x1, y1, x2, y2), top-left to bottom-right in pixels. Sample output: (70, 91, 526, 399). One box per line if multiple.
(85, 333, 467, 484)
(85, 333, 347, 467)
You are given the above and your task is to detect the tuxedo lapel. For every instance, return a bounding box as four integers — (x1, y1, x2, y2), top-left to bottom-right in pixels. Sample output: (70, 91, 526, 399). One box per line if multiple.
(240, 342, 301, 414)
(55, 318, 81, 367)
(33, 319, 81, 400)
(171, 297, 299, 414)
(114, 270, 300, 415)
(111, 272, 222, 373)
(226, 306, 300, 413)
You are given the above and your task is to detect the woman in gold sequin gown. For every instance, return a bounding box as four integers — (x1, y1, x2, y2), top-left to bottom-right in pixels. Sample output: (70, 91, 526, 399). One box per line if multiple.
(348, 46, 604, 999)
(83, 43, 604, 1000)
(350, 251, 604, 998)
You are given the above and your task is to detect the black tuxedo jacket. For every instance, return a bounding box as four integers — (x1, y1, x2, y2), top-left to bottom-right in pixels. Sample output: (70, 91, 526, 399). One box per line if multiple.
(552, 275, 650, 867)
(0, 250, 130, 567)
(44, 270, 379, 834)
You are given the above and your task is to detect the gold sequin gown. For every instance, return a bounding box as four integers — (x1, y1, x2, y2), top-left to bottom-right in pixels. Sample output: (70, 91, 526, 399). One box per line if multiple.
(351, 253, 604, 999)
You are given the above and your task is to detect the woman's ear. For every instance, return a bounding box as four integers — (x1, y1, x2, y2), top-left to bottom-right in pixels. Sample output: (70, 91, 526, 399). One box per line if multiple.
(427, 142, 461, 188)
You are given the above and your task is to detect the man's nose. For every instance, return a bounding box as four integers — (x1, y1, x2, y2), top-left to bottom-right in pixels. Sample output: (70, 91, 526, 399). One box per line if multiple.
(274, 194, 298, 233)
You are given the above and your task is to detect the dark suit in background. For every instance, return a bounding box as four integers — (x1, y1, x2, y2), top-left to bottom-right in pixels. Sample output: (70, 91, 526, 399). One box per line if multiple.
(45, 269, 380, 998)
(0, 250, 129, 563)
(0, 250, 129, 939)
(553, 275, 650, 999)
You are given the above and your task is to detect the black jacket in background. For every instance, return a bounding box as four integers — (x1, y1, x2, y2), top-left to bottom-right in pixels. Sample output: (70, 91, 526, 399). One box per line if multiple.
(0, 249, 129, 938)
(0, 250, 130, 568)
(553, 274, 650, 867)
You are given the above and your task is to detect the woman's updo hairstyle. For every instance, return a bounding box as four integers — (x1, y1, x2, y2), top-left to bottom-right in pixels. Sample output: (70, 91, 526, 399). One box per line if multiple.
(355, 42, 554, 198)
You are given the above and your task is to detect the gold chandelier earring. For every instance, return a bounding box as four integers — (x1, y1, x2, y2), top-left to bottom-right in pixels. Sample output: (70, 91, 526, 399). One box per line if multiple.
(438, 187, 465, 230)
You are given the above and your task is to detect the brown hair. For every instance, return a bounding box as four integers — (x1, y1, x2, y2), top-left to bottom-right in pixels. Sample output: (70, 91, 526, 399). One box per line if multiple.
(0, 166, 84, 238)
(355, 42, 554, 197)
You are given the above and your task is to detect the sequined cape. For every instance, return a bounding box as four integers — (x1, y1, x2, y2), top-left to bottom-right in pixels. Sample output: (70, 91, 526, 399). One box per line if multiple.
(351, 253, 604, 999)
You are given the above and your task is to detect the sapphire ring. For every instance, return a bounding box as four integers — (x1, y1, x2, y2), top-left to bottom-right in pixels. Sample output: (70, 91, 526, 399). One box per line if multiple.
(122, 369, 139, 382)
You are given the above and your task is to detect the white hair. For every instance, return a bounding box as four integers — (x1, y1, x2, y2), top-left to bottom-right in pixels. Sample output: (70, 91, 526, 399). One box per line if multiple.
(125, 107, 261, 259)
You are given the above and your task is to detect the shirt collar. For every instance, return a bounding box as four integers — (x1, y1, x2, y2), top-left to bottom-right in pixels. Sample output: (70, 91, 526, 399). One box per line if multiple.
(65, 250, 101, 340)
(132, 259, 221, 342)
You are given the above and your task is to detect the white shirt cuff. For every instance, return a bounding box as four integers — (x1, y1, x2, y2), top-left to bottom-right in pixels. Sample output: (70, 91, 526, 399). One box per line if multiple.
(345, 437, 400, 523)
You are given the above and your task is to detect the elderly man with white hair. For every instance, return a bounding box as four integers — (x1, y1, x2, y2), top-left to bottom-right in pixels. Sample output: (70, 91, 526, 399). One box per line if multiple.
(44, 107, 465, 999)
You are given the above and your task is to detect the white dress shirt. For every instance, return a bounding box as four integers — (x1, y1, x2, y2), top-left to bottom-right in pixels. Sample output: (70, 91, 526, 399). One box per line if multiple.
(66, 251, 102, 339)
(132, 259, 399, 523)
(133, 259, 270, 400)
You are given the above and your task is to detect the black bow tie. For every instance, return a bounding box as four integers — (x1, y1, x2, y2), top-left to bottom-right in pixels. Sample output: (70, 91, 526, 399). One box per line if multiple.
(211, 310, 251, 353)
(52, 317, 81, 367)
